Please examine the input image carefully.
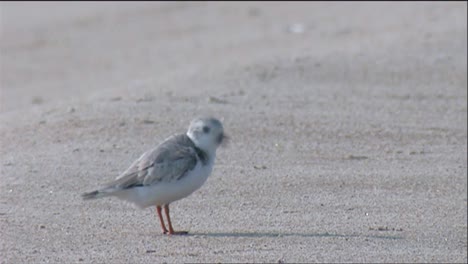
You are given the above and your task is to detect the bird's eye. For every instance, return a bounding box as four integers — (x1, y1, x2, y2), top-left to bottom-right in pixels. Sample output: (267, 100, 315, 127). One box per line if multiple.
(202, 126, 210, 133)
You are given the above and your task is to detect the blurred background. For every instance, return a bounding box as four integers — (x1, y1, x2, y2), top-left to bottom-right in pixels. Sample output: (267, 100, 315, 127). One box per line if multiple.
(2, 2, 466, 113)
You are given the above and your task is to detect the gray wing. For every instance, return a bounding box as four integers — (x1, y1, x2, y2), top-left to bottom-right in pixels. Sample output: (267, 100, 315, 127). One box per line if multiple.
(103, 134, 198, 190)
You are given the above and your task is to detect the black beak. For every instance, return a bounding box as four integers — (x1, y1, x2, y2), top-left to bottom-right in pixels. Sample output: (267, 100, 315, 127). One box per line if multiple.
(218, 133, 229, 147)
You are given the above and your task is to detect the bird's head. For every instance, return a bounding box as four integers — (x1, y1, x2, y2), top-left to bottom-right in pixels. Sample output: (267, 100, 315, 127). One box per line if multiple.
(187, 117, 225, 154)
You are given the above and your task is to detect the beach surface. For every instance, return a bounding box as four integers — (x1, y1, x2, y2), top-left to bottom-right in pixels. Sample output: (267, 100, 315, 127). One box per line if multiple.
(1, 2, 467, 263)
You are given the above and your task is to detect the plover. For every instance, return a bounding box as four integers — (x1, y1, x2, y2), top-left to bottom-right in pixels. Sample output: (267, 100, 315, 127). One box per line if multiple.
(82, 117, 225, 235)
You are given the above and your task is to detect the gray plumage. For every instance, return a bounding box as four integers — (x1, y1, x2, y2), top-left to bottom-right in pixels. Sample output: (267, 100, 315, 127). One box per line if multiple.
(82, 134, 207, 200)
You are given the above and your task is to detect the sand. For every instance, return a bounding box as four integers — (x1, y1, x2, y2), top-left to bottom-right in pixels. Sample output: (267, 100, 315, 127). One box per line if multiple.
(1, 2, 467, 263)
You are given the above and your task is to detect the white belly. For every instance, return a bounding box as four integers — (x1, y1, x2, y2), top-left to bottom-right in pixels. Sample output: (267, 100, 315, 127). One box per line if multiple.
(115, 160, 213, 208)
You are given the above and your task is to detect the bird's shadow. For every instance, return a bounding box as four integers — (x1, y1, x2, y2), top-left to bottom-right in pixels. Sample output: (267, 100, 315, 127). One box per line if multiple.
(187, 231, 403, 240)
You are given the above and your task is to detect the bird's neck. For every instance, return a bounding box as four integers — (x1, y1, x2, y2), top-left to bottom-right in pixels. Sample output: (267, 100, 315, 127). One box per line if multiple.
(186, 132, 216, 165)
(194, 145, 214, 166)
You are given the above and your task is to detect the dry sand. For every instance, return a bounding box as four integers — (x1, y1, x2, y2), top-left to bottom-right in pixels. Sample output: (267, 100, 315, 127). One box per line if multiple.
(1, 2, 467, 263)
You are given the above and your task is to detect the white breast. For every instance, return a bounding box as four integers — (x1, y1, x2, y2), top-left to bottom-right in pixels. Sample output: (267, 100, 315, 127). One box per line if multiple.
(115, 158, 214, 208)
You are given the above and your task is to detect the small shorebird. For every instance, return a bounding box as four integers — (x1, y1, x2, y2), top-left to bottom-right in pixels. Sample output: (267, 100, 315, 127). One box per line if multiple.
(82, 117, 225, 235)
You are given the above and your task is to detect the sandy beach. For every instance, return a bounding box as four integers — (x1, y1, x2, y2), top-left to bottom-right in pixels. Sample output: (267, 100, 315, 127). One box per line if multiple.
(1, 2, 467, 263)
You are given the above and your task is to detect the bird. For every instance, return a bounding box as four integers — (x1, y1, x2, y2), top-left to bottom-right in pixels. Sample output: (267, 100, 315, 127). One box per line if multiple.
(82, 117, 225, 235)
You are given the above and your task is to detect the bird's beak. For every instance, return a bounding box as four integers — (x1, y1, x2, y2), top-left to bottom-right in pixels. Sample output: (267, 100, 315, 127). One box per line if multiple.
(218, 133, 229, 147)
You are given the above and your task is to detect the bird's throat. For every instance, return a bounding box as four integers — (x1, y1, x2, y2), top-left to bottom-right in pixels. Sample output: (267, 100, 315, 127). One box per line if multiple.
(194, 146, 209, 165)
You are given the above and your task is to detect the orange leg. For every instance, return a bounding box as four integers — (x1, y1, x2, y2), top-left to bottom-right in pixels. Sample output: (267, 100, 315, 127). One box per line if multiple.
(156, 206, 168, 234)
(163, 204, 188, 235)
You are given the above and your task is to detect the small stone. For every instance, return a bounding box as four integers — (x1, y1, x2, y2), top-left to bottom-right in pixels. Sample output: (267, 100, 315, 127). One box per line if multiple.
(347, 155, 368, 160)
(208, 96, 228, 104)
(142, 119, 156, 124)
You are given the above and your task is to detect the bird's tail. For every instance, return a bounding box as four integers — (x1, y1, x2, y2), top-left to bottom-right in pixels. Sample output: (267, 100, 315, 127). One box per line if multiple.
(81, 188, 114, 200)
